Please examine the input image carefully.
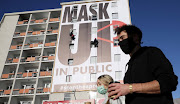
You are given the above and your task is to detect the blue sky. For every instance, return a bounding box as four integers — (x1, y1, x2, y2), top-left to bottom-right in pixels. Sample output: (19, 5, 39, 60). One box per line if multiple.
(0, 0, 180, 99)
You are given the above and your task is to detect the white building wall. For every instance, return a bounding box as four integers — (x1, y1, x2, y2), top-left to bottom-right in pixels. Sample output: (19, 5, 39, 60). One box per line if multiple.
(0, 15, 19, 77)
(49, 93, 64, 101)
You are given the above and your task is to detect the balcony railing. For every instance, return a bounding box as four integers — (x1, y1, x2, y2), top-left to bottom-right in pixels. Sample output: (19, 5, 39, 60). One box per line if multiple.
(17, 20, 28, 25)
(0, 89, 11, 96)
(49, 18, 60, 22)
(21, 56, 41, 62)
(36, 87, 50, 93)
(16, 72, 38, 78)
(1, 73, 15, 79)
(42, 56, 55, 61)
(13, 88, 35, 95)
(39, 71, 52, 76)
(44, 42, 56, 47)
(24, 42, 43, 49)
(46, 29, 58, 34)
(14, 32, 26, 37)
(30, 18, 47, 24)
(27, 30, 45, 36)
(10, 44, 22, 50)
(6, 58, 19, 63)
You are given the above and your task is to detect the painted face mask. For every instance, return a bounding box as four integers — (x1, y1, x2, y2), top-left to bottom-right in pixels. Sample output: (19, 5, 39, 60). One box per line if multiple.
(97, 85, 107, 95)
(118, 38, 136, 54)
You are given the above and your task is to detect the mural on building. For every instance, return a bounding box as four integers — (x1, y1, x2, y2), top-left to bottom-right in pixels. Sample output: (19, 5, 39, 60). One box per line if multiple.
(52, 0, 131, 93)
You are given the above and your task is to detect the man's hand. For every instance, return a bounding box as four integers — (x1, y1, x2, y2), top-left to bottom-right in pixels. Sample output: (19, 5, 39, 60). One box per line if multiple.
(107, 80, 161, 100)
(108, 83, 130, 100)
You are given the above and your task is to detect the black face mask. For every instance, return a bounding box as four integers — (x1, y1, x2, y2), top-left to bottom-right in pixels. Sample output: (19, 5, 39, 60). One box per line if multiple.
(118, 38, 137, 54)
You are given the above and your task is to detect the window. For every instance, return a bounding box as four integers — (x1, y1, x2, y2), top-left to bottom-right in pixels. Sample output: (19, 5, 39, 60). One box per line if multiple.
(26, 84, 34, 89)
(90, 56, 97, 64)
(73, 29, 77, 35)
(69, 44, 74, 49)
(113, 39, 119, 46)
(49, 54, 55, 56)
(114, 54, 121, 62)
(72, 17, 77, 22)
(112, 13, 118, 19)
(68, 59, 73, 65)
(66, 75, 72, 82)
(14, 54, 20, 58)
(72, 6, 78, 22)
(72, 6, 78, 11)
(115, 71, 122, 80)
(92, 15, 97, 20)
(112, 2, 117, 7)
(26, 85, 31, 89)
(7, 86, 12, 90)
(90, 73, 96, 82)
(64, 93, 71, 101)
(20, 101, 32, 104)
(44, 83, 51, 88)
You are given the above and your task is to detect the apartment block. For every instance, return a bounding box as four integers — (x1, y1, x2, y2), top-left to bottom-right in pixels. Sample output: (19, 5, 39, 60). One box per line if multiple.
(0, 8, 61, 104)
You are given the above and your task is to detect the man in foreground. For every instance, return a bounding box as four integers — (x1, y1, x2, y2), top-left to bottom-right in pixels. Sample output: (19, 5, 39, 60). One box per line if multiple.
(108, 25, 178, 104)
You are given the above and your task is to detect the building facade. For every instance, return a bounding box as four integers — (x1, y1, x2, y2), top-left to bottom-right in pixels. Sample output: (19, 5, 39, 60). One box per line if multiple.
(0, 8, 61, 104)
(0, 0, 131, 104)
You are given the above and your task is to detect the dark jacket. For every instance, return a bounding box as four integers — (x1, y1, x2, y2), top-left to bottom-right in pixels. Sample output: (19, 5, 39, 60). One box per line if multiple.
(124, 47, 178, 104)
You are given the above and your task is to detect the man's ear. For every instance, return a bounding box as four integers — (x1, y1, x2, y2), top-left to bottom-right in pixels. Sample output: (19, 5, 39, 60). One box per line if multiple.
(133, 34, 141, 44)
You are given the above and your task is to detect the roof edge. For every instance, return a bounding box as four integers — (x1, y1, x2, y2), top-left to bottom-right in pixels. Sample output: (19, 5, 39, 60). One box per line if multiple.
(61, 0, 117, 5)
(3, 8, 62, 16)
